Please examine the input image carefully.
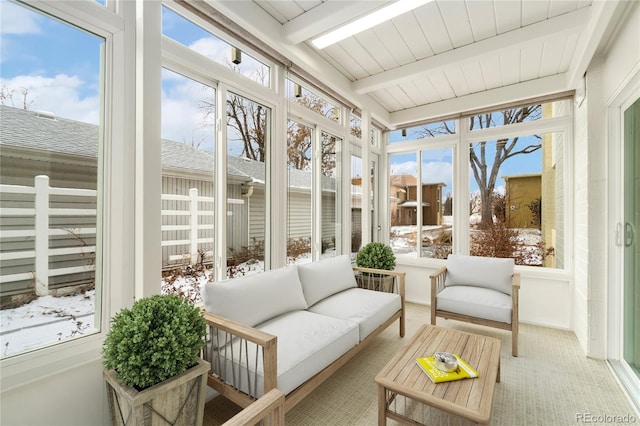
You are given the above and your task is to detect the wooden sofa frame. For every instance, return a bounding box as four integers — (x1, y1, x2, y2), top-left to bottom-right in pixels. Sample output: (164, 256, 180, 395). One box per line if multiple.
(430, 266, 520, 356)
(222, 389, 285, 426)
(202, 267, 405, 414)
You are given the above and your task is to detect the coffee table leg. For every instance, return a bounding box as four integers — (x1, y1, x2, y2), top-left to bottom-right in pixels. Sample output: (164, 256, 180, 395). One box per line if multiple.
(378, 385, 387, 426)
(497, 358, 501, 383)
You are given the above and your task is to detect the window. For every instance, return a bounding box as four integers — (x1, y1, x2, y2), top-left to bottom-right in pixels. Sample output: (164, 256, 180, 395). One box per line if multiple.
(389, 153, 418, 254)
(421, 148, 453, 258)
(162, 5, 270, 87)
(287, 120, 313, 265)
(390, 120, 456, 143)
(320, 131, 342, 258)
(350, 114, 362, 139)
(226, 92, 270, 277)
(351, 155, 363, 257)
(0, 2, 104, 357)
(160, 69, 215, 302)
(286, 78, 340, 122)
(387, 99, 571, 268)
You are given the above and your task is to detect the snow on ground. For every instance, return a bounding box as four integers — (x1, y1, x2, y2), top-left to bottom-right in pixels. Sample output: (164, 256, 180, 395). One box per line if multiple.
(0, 233, 544, 358)
(0, 253, 329, 358)
(1, 290, 96, 357)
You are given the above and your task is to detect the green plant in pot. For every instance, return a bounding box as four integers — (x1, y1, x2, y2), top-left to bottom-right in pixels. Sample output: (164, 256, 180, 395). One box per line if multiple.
(355, 242, 397, 292)
(102, 294, 209, 426)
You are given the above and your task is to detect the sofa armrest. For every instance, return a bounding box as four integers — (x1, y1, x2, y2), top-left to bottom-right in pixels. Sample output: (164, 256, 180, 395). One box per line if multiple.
(430, 266, 447, 325)
(222, 388, 285, 426)
(203, 311, 278, 400)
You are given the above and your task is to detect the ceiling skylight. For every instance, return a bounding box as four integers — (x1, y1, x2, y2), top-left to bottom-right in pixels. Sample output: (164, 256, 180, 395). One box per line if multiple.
(311, 0, 434, 49)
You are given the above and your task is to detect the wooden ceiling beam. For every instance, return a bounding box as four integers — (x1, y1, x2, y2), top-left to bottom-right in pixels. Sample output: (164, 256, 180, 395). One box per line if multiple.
(282, 1, 387, 45)
(352, 7, 590, 95)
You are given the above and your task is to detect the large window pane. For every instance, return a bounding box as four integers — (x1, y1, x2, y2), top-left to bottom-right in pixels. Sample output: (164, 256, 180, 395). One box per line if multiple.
(420, 148, 453, 259)
(469, 131, 562, 267)
(160, 69, 215, 303)
(226, 92, 269, 277)
(0, 3, 103, 357)
(351, 155, 363, 258)
(321, 131, 341, 258)
(287, 120, 313, 265)
(389, 153, 418, 255)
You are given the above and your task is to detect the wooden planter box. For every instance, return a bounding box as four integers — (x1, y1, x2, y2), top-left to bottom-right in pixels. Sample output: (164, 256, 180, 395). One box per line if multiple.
(355, 273, 395, 292)
(104, 358, 210, 426)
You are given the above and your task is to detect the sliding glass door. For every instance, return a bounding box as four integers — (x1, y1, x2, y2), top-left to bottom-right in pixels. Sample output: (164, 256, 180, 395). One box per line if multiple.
(623, 97, 640, 378)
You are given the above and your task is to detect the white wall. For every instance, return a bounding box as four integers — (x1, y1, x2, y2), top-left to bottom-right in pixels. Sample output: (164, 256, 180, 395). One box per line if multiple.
(1, 359, 108, 425)
(398, 263, 573, 329)
(574, 1, 640, 358)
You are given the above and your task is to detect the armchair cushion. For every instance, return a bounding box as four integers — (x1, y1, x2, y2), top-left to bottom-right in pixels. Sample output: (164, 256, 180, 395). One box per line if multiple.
(297, 255, 357, 307)
(445, 254, 514, 295)
(436, 285, 512, 324)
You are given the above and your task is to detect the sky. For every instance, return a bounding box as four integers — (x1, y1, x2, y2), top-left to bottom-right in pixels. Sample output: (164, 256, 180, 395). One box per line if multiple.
(389, 125, 546, 195)
(0, 0, 548, 197)
(0, 1, 103, 124)
(0, 1, 266, 156)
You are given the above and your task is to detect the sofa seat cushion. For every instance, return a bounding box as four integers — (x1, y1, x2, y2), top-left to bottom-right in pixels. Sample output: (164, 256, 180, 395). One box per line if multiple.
(216, 310, 359, 397)
(297, 255, 357, 307)
(445, 254, 514, 295)
(200, 266, 307, 328)
(436, 285, 512, 324)
(308, 288, 401, 341)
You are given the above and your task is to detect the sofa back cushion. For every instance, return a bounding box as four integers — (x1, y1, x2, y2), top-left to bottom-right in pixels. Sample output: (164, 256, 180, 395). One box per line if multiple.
(200, 266, 308, 327)
(297, 255, 357, 307)
(445, 254, 514, 296)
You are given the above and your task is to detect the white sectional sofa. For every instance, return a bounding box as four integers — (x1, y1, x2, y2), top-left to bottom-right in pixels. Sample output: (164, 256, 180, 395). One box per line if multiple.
(200, 255, 405, 412)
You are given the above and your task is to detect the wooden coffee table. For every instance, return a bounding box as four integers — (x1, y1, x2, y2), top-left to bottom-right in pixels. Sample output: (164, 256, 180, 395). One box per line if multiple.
(375, 324, 501, 425)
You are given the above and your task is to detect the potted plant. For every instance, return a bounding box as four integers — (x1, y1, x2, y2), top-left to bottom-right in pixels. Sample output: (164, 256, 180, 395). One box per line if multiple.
(355, 242, 397, 292)
(102, 294, 209, 426)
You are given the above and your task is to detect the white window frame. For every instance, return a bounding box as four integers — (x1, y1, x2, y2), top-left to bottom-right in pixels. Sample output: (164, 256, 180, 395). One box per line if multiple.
(0, 0, 131, 391)
(384, 100, 574, 277)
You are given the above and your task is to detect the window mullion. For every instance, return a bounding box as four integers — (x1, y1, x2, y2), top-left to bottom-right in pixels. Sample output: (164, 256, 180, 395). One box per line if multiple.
(456, 117, 470, 255)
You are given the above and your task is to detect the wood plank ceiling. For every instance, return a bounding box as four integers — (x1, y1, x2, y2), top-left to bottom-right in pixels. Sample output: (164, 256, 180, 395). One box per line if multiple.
(210, 0, 622, 127)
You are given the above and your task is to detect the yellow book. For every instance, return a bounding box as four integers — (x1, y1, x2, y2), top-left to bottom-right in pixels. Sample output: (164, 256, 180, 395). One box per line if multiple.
(416, 354, 479, 383)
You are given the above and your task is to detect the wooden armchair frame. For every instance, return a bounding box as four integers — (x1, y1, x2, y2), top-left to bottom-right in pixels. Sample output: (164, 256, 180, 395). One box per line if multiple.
(430, 266, 520, 356)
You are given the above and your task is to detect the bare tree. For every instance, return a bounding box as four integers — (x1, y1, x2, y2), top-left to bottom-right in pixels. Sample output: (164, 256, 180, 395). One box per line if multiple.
(417, 105, 542, 228)
(287, 120, 312, 170)
(1, 85, 33, 110)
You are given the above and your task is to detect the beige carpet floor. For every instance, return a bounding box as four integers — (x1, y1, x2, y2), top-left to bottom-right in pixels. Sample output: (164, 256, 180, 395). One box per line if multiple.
(204, 303, 639, 425)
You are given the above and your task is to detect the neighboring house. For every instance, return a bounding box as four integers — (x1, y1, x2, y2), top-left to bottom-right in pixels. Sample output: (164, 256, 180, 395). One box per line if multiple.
(389, 174, 445, 226)
(0, 105, 336, 299)
(503, 173, 541, 228)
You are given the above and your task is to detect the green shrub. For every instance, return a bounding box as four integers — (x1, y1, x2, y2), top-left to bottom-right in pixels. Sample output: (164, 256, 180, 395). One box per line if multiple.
(102, 294, 206, 389)
(356, 242, 396, 271)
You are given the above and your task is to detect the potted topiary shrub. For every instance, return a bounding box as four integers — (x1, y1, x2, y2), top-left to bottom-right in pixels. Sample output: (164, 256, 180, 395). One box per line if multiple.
(355, 242, 397, 292)
(102, 294, 209, 426)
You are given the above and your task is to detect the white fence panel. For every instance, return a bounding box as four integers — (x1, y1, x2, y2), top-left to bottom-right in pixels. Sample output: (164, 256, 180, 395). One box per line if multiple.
(0, 176, 245, 298)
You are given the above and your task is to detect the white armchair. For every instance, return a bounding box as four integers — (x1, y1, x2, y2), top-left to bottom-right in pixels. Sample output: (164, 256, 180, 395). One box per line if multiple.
(430, 254, 520, 356)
